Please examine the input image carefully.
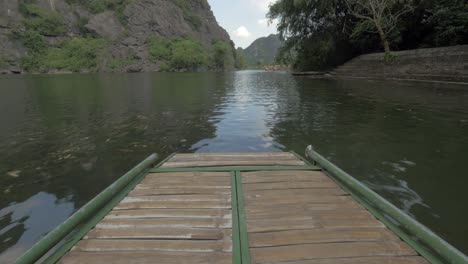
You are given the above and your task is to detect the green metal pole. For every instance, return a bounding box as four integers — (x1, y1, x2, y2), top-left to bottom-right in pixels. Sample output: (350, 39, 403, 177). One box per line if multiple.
(305, 145, 468, 264)
(15, 153, 158, 264)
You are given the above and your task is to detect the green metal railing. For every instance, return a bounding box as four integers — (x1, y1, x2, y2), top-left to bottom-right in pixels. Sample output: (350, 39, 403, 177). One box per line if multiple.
(15, 153, 159, 264)
(305, 145, 468, 264)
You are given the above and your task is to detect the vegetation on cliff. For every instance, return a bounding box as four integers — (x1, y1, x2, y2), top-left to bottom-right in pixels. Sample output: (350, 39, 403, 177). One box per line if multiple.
(238, 34, 282, 68)
(268, 0, 468, 71)
(148, 37, 235, 71)
(1, 0, 239, 73)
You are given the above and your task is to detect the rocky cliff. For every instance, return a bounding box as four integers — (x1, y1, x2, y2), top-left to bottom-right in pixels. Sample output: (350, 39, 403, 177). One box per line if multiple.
(0, 0, 237, 73)
(238, 34, 282, 67)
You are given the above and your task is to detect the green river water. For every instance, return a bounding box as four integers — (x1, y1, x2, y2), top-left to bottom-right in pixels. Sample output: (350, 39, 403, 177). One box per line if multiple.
(0, 71, 467, 262)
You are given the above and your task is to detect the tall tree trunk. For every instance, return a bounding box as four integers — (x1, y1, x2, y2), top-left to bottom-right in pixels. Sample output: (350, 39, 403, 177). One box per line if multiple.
(375, 22, 391, 54)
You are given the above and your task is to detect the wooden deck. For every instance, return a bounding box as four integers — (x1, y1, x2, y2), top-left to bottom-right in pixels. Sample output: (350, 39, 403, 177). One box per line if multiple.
(59, 152, 428, 264)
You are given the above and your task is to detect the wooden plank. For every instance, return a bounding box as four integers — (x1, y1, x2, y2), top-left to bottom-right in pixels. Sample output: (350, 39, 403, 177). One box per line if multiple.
(243, 181, 337, 191)
(172, 152, 295, 157)
(114, 200, 231, 210)
(120, 195, 230, 203)
(252, 256, 429, 264)
(249, 227, 400, 247)
(161, 160, 306, 168)
(250, 241, 417, 263)
(73, 239, 232, 252)
(128, 188, 231, 196)
(96, 217, 232, 229)
(135, 182, 231, 189)
(105, 209, 232, 219)
(170, 155, 299, 162)
(245, 210, 374, 221)
(244, 188, 347, 197)
(140, 177, 230, 185)
(246, 219, 385, 233)
(244, 195, 354, 206)
(146, 172, 231, 177)
(241, 171, 332, 184)
(85, 227, 231, 240)
(59, 251, 231, 264)
(244, 203, 363, 214)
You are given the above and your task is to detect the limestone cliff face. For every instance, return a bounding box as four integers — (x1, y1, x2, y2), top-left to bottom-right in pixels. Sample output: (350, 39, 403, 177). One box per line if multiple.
(0, 0, 235, 73)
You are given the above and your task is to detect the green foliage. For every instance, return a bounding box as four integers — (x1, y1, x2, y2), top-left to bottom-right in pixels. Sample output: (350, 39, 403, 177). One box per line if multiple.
(66, 0, 129, 24)
(268, 0, 467, 71)
(170, 39, 208, 70)
(19, 2, 66, 36)
(235, 49, 246, 69)
(148, 37, 209, 71)
(21, 37, 105, 72)
(21, 30, 47, 54)
(211, 41, 232, 69)
(43, 38, 105, 72)
(18, 30, 47, 71)
(109, 56, 137, 70)
(170, 0, 203, 30)
(148, 36, 172, 60)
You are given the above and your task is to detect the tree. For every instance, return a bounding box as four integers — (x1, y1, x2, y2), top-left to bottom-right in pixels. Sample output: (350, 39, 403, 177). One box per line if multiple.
(346, 0, 415, 54)
(267, 0, 353, 70)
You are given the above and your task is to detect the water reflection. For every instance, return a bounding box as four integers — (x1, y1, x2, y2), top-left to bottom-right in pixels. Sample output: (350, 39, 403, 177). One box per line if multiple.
(0, 192, 74, 262)
(0, 71, 468, 261)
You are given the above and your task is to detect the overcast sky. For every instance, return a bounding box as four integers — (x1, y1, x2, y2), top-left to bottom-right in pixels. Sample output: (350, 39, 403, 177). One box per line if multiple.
(207, 0, 278, 49)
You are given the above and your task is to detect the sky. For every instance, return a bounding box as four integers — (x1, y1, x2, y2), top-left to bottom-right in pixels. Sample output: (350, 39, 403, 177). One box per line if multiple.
(207, 0, 278, 49)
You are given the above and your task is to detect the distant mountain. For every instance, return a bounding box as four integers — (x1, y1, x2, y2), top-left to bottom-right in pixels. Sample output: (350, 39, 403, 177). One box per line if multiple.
(239, 34, 282, 67)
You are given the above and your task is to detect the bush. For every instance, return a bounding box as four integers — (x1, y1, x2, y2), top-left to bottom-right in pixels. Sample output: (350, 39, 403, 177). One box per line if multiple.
(18, 30, 47, 71)
(66, 0, 129, 24)
(148, 37, 208, 71)
(108, 56, 137, 70)
(148, 36, 172, 60)
(211, 41, 232, 69)
(170, 39, 208, 70)
(43, 38, 105, 72)
(19, 2, 66, 36)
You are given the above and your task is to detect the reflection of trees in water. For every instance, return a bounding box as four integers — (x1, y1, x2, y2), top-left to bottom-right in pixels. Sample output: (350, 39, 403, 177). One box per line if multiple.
(0, 72, 229, 258)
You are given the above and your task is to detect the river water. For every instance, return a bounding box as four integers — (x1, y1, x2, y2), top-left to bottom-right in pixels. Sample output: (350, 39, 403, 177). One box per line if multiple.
(0, 71, 467, 261)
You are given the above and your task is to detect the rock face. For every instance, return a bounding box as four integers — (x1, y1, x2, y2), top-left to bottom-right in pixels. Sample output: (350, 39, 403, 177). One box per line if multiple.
(330, 45, 468, 83)
(0, 0, 236, 73)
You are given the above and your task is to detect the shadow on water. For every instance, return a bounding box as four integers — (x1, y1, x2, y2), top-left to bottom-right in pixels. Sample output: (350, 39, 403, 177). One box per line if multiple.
(0, 71, 467, 261)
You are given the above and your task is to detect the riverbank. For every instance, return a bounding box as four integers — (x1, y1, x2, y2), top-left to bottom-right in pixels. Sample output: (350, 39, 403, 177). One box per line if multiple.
(329, 45, 468, 84)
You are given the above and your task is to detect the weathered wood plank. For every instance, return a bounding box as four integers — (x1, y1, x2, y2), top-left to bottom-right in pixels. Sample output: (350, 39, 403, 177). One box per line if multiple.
(105, 209, 232, 219)
(244, 203, 363, 214)
(73, 239, 232, 252)
(248, 228, 400, 247)
(114, 200, 231, 210)
(244, 195, 354, 206)
(244, 188, 347, 198)
(97, 217, 232, 229)
(120, 195, 230, 203)
(254, 256, 429, 264)
(128, 188, 231, 196)
(170, 155, 299, 162)
(243, 181, 337, 191)
(85, 227, 231, 240)
(241, 171, 332, 184)
(250, 241, 417, 263)
(59, 251, 231, 264)
(161, 160, 306, 168)
(140, 177, 230, 185)
(246, 219, 385, 233)
(135, 182, 231, 189)
(245, 210, 374, 221)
